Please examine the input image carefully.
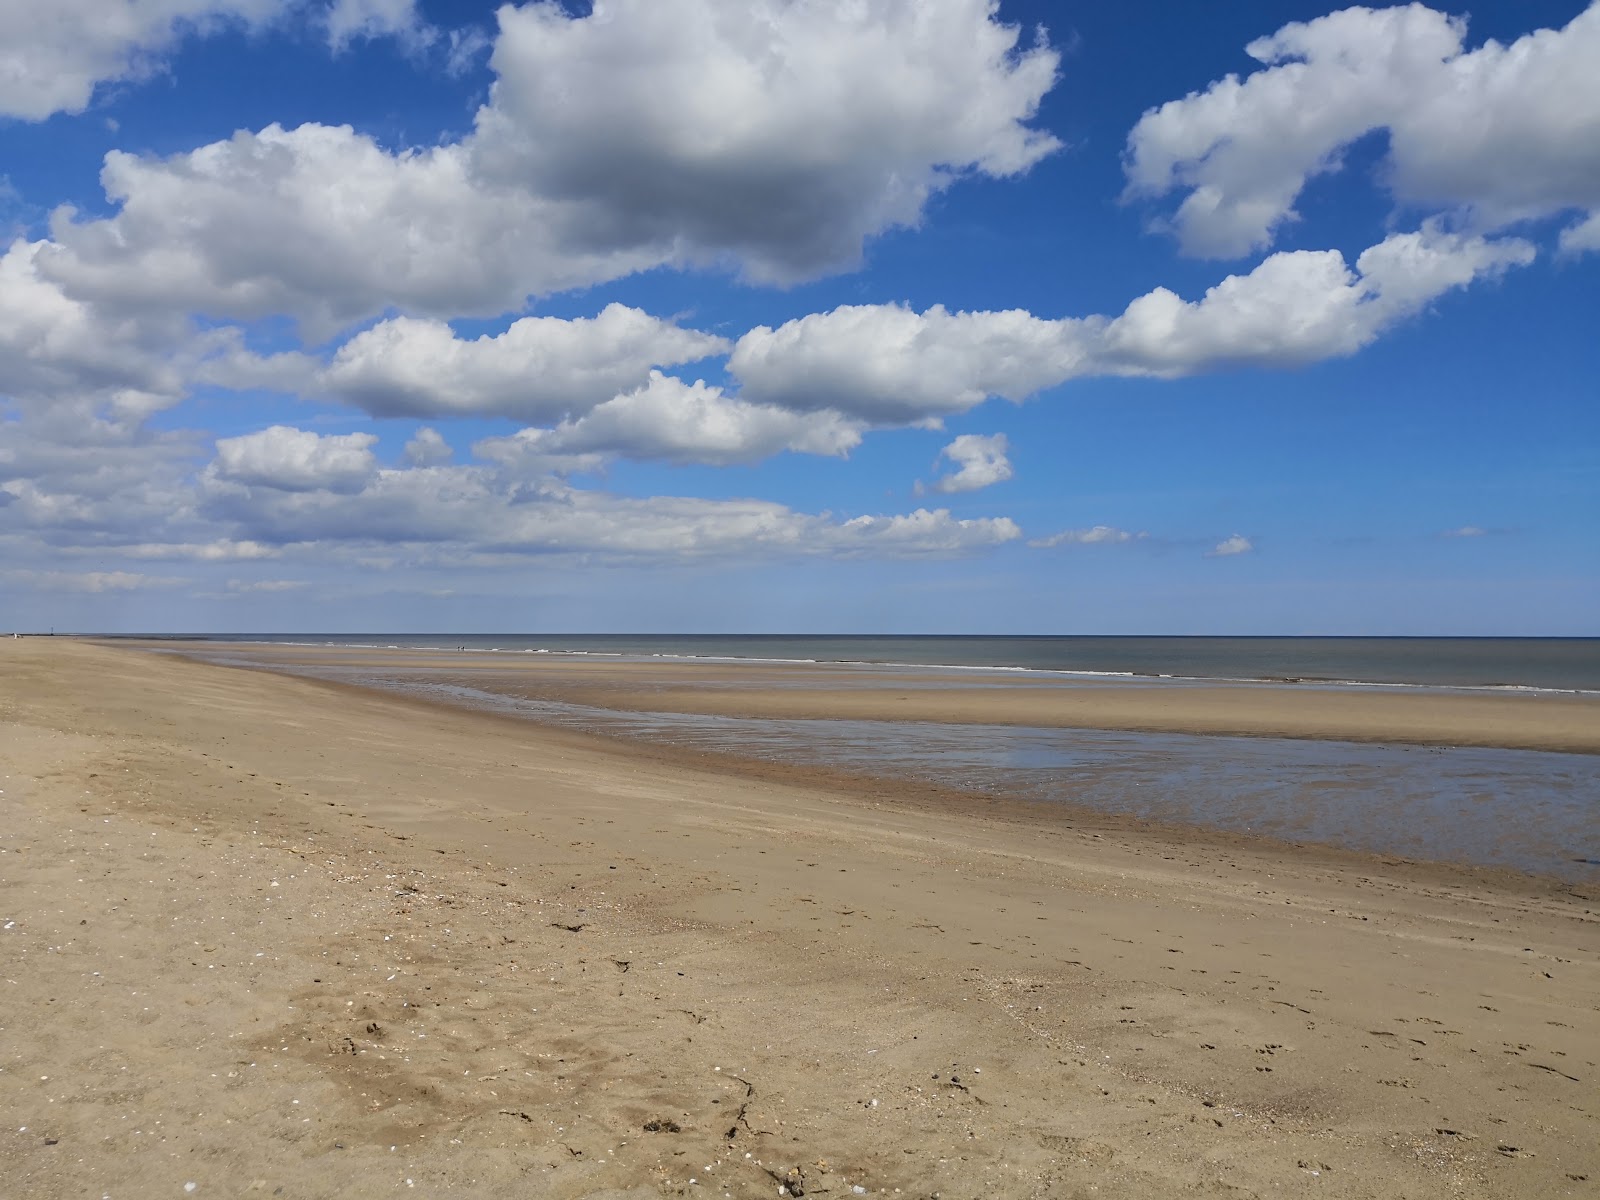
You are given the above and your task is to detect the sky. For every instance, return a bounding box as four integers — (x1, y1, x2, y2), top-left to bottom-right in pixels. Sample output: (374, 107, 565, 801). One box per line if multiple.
(0, 0, 1596, 635)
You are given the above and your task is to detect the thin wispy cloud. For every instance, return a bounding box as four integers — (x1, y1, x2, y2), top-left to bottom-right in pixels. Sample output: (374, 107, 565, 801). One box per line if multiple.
(1207, 535, 1255, 558)
(1030, 526, 1148, 549)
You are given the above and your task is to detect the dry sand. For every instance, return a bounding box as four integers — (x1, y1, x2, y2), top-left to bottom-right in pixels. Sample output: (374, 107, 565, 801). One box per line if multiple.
(1, 638, 1596, 1199)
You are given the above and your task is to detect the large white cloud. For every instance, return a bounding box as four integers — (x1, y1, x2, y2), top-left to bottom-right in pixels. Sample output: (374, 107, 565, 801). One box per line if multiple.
(733, 304, 1089, 422)
(37, 0, 1060, 334)
(474, 0, 1060, 282)
(1095, 224, 1533, 375)
(0, 408, 204, 547)
(209, 425, 378, 493)
(38, 125, 634, 339)
(1124, 3, 1600, 257)
(321, 305, 729, 420)
(0, 239, 194, 413)
(482, 372, 862, 468)
(0, 0, 287, 120)
(732, 225, 1533, 420)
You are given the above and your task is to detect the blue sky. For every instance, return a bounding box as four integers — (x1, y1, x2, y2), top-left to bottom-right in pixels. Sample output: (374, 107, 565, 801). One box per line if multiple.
(0, 0, 1595, 634)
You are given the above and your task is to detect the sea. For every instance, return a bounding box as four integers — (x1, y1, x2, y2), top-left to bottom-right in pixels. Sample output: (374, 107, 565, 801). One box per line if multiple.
(139, 634, 1600, 693)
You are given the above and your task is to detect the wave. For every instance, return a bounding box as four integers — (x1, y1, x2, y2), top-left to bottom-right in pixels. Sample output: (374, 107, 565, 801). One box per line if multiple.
(179, 636, 1600, 697)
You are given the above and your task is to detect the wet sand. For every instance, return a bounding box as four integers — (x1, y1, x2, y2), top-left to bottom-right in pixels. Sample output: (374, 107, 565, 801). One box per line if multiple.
(144, 642, 1600, 878)
(153, 641, 1600, 754)
(2, 638, 1597, 1199)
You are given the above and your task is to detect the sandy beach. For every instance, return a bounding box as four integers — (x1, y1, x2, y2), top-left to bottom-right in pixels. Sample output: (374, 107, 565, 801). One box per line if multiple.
(2, 638, 1596, 1199)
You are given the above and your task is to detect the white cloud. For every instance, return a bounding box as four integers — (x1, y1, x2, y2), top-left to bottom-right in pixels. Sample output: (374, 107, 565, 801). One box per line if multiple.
(444, 26, 492, 75)
(1124, 4, 1600, 257)
(221, 578, 306, 593)
(209, 426, 377, 493)
(37, 0, 1060, 334)
(1442, 525, 1487, 538)
(2, 568, 183, 592)
(112, 539, 279, 561)
(826, 508, 1021, 559)
(1208, 534, 1254, 558)
(0, 406, 204, 547)
(730, 226, 1532, 421)
(733, 304, 1086, 422)
(322, 305, 729, 420)
(38, 125, 607, 339)
(0, 0, 287, 121)
(190, 338, 320, 394)
(403, 427, 452, 468)
(324, 0, 431, 51)
(486, 372, 862, 468)
(1096, 224, 1533, 375)
(197, 450, 1019, 563)
(924, 433, 1012, 494)
(476, 0, 1060, 284)
(1559, 210, 1600, 256)
(1030, 525, 1145, 548)
(0, 239, 193, 413)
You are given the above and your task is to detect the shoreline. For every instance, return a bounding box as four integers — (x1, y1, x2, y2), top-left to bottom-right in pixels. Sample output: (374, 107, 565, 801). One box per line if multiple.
(5, 638, 1597, 1199)
(103, 633, 1600, 697)
(173, 646, 1600, 893)
(126, 638, 1600, 756)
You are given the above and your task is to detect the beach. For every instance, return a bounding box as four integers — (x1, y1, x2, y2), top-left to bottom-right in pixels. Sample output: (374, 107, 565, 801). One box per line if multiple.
(2, 638, 1597, 1198)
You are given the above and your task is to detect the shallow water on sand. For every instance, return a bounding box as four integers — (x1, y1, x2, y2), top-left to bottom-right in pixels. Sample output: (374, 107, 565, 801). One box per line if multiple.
(238, 660, 1600, 882)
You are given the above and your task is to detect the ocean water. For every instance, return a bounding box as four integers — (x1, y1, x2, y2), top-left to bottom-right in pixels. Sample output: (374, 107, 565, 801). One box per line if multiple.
(138, 634, 1600, 693)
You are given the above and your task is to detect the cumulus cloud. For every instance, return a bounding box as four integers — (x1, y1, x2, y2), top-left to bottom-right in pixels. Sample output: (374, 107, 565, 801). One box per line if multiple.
(733, 305, 1085, 422)
(731, 225, 1532, 421)
(322, 305, 729, 420)
(324, 0, 431, 51)
(1030, 525, 1145, 548)
(482, 372, 863, 468)
(36, 0, 1060, 334)
(0, 405, 205, 547)
(0, 239, 194, 413)
(1095, 224, 1533, 375)
(209, 426, 377, 493)
(403, 427, 452, 468)
(1124, 3, 1600, 257)
(475, 0, 1059, 283)
(0, 0, 287, 121)
(38, 127, 591, 339)
(1208, 534, 1254, 558)
(923, 433, 1012, 494)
